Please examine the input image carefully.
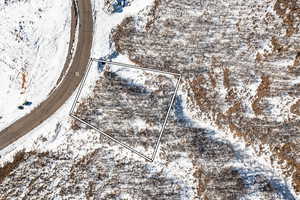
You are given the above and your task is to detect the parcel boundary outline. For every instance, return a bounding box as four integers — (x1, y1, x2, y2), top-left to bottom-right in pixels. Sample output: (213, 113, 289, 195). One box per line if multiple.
(70, 58, 181, 161)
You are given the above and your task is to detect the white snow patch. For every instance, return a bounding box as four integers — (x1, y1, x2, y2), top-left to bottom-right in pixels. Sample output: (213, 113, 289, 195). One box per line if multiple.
(132, 118, 147, 131)
(91, 0, 154, 59)
(0, 0, 71, 130)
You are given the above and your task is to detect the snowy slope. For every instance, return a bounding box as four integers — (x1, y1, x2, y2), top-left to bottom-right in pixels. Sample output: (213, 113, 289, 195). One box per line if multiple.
(0, 0, 71, 130)
(0, 0, 299, 199)
(0, 0, 155, 168)
(91, 0, 153, 59)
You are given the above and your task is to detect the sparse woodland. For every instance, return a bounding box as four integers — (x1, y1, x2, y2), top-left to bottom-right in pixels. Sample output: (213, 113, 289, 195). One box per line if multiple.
(72, 65, 177, 156)
(112, 0, 300, 196)
(0, 0, 300, 199)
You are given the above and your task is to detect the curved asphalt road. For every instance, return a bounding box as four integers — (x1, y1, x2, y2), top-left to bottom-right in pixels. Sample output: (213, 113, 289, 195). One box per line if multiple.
(0, 0, 93, 150)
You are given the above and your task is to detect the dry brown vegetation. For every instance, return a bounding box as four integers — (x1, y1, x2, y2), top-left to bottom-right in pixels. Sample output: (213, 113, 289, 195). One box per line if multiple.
(291, 99, 300, 116)
(223, 68, 230, 89)
(294, 52, 300, 67)
(2, 0, 299, 198)
(0, 151, 25, 184)
(225, 102, 242, 116)
(252, 75, 271, 116)
(274, 0, 300, 37)
(189, 76, 213, 112)
(71, 64, 176, 154)
(0, 116, 246, 199)
(145, 0, 161, 31)
(111, 0, 300, 195)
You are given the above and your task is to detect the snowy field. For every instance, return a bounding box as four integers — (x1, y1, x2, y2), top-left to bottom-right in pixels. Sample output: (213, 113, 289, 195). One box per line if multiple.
(0, 0, 71, 130)
(0, 0, 156, 166)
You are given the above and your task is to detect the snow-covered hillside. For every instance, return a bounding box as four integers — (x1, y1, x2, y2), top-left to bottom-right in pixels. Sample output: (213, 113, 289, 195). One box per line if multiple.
(0, 0, 299, 199)
(0, 0, 71, 130)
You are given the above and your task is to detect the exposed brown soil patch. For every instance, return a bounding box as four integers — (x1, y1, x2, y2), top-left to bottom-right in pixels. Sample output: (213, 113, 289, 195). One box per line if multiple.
(145, 0, 161, 31)
(271, 37, 286, 53)
(291, 99, 300, 116)
(294, 52, 300, 67)
(274, 0, 300, 37)
(189, 76, 212, 112)
(226, 102, 242, 116)
(0, 151, 25, 184)
(252, 75, 271, 116)
(20, 72, 28, 94)
(256, 52, 263, 63)
(194, 168, 209, 198)
(223, 68, 230, 89)
(21, 73, 26, 89)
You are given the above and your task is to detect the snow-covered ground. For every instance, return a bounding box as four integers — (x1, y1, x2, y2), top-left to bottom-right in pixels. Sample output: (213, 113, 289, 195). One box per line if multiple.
(177, 84, 299, 199)
(0, 0, 71, 130)
(0, 0, 156, 165)
(0, 0, 299, 199)
(91, 0, 154, 59)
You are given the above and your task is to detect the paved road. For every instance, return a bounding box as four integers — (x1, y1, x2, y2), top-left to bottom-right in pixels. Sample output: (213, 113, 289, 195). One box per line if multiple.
(0, 0, 93, 150)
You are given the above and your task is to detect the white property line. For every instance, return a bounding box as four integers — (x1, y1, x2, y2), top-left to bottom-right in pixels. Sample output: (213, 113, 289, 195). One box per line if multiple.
(151, 74, 181, 161)
(70, 58, 181, 162)
(93, 59, 181, 77)
(69, 58, 93, 115)
(70, 114, 153, 162)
